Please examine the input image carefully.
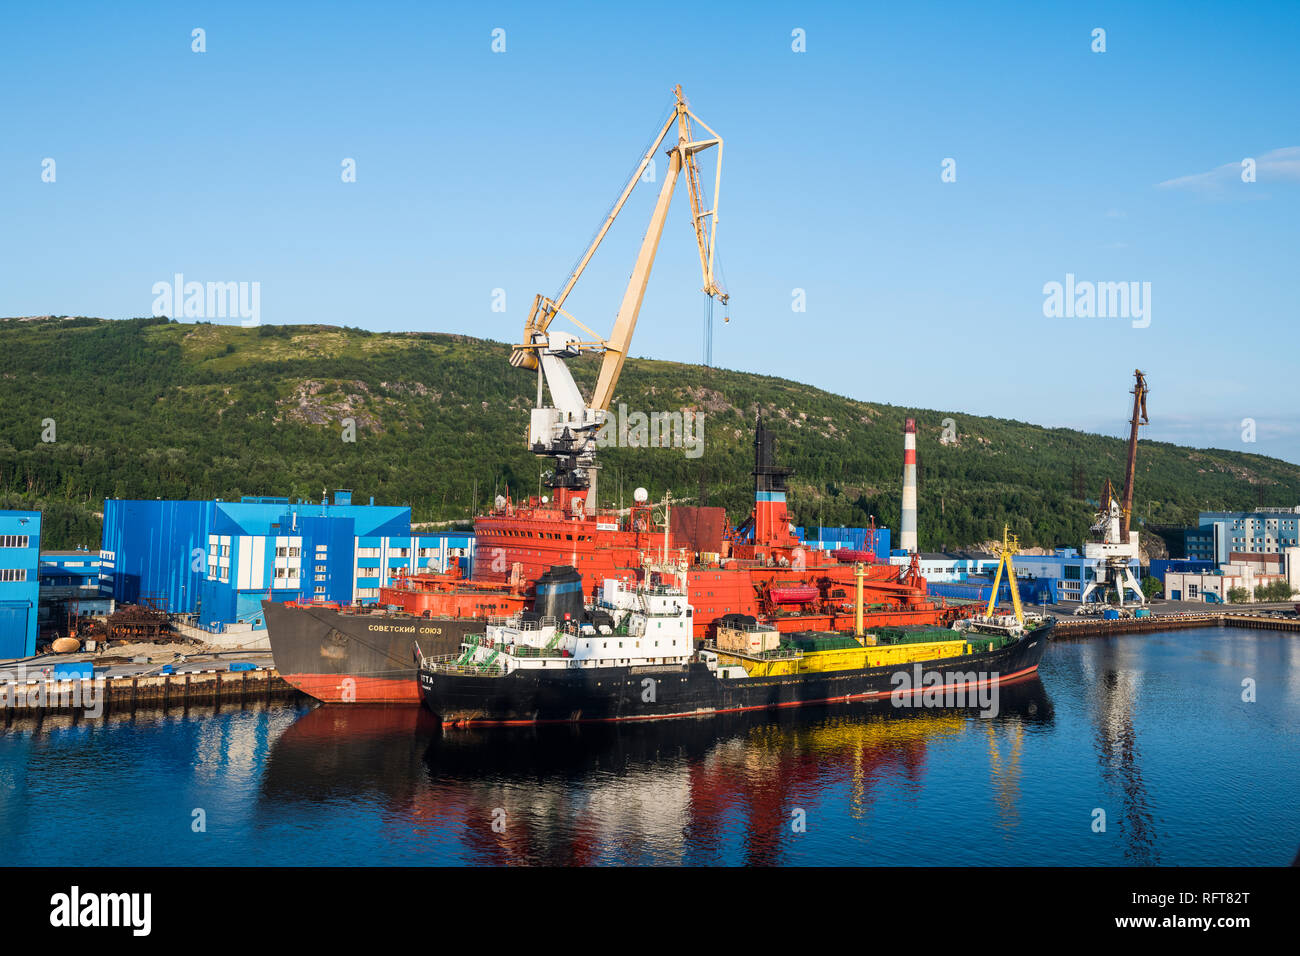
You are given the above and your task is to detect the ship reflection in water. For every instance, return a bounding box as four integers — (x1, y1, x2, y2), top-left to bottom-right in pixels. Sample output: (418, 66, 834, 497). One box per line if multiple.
(4, 628, 1296, 865)
(261, 677, 1056, 866)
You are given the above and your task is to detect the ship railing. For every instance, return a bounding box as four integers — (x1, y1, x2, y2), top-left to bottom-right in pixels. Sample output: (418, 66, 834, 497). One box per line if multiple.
(640, 585, 687, 598)
(641, 606, 688, 618)
(716, 620, 778, 633)
(423, 657, 506, 677)
(703, 642, 804, 662)
(419, 653, 459, 667)
(509, 644, 569, 659)
(487, 615, 558, 631)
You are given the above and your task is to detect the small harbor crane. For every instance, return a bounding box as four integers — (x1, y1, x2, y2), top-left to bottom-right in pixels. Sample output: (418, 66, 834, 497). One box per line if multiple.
(508, 85, 728, 518)
(986, 525, 1025, 625)
(1080, 370, 1149, 608)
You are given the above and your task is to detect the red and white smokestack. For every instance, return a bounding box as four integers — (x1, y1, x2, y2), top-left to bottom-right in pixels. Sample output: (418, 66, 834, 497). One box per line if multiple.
(900, 418, 918, 553)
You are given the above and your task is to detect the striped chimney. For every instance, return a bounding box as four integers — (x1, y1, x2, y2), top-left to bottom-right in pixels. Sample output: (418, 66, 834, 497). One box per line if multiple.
(900, 418, 918, 552)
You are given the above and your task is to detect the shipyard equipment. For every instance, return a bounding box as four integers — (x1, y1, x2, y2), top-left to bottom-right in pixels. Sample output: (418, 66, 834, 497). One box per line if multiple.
(509, 85, 727, 517)
(1080, 370, 1149, 606)
(986, 525, 1025, 624)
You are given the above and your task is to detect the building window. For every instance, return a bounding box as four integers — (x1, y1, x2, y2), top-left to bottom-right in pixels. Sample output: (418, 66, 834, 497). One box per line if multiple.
(288, 547, 300, 557)
(276, 547, 287, 557)
(314, 586, 326, 595)
(0, 569, 28, 582)
(0, 536, 30, 549)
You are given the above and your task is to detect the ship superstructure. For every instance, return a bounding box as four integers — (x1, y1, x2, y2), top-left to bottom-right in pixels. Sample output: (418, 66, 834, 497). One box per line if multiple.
(419, 571, 1052, 726)
(427, 577, 695, 679)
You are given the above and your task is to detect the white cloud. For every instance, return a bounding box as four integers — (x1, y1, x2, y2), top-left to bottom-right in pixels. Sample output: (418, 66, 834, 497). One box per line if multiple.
(1157, 146, 1300, 192)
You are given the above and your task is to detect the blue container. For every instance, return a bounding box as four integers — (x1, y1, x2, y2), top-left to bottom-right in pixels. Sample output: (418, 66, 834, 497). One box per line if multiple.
(160, 664, 174, 675)
(227, 662, 255, 673)
(51, 662, 93, 680)
(1135, 608, 1151, 618)
(1103, 609, 1121, 620)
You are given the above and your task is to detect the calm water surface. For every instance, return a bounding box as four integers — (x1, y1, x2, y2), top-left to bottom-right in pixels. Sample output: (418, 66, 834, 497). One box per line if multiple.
(2, 627, 1296, 866)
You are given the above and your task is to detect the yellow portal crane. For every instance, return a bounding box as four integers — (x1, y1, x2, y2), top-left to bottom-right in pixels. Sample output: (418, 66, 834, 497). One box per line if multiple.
(987, 525, 1025, 624)
(510, 85, 727, 417)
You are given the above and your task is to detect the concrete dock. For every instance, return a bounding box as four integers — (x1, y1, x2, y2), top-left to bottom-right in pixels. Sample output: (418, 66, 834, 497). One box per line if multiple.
(1052, 610, 1300, 638)
(1, 650, 305, 718)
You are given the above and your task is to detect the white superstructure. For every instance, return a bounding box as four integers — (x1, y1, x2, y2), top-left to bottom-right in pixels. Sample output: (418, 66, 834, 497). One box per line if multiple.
(433, 578, 695, 675)
(1080, 498, 1145, 606)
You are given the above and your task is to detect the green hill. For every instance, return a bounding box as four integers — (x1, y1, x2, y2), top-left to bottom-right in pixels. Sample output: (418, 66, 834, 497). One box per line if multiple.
(2, 315, 1296, 552)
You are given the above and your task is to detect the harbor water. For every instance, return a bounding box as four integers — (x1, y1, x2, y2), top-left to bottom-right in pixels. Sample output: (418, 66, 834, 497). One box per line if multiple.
(1, 626, 1296, 866)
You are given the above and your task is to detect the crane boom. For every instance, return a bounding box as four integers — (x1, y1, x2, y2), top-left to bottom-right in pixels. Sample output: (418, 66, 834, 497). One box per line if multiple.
(511, 85, 725, 391)
(591, 144, 682, 411)
(1121, 369, 1149, 543)
(511, 85, 727, 515)
(508, 108, 679, 370)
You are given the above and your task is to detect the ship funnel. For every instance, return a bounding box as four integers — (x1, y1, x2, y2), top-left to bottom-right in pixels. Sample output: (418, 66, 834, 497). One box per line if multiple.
(900, 418, 918, 553)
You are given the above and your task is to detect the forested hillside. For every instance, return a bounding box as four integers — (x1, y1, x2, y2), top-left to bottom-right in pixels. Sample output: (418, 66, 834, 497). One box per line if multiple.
(3, 316, 1297, 551)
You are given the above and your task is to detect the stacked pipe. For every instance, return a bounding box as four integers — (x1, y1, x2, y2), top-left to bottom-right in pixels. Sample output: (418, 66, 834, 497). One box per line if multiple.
(900, 418, 918, 553)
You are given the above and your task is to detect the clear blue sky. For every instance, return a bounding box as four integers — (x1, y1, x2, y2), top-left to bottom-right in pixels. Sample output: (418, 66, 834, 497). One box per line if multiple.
(4, 1, 1298, 464)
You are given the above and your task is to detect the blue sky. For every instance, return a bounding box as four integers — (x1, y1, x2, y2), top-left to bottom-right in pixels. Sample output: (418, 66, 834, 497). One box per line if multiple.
(4, 1, 1298, 464)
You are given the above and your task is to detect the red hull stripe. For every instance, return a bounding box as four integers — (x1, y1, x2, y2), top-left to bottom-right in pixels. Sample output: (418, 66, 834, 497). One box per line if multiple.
(439, 664, 1040, 727)
(281, 672, 421, 705)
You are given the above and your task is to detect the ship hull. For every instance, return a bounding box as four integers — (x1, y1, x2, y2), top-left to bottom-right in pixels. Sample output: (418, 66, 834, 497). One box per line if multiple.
(263, 601, 480, 704)
(421, 623, 1051, 725)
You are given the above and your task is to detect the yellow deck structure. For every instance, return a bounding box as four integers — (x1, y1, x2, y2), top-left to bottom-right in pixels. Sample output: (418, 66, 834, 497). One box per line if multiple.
(716, 635, 976, 678)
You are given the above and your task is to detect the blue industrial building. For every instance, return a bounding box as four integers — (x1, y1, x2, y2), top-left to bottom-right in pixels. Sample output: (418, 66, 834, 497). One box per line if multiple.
(928, 576, 1058, 605)
(38, 547, 113, 629)
(1182, 524, 1220, 562)
(39, 548, 102, 592)
(1004, 549, 1140, 603)
(0, 510, 42, 659)
(891, 551, 1000, 582)
(888, 547, 1140, 604)
(805, 525, 892, 562)
(1148, 558, 1216, 583)
(102, 492, 476, 631)
(1191, 508, 1300, 560)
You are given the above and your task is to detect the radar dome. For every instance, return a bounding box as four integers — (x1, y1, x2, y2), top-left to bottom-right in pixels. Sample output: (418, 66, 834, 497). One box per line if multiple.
(633, 487, 649, 503)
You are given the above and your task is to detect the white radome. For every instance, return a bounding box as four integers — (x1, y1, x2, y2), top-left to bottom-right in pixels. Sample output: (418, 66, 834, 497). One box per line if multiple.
(633, 487, 649, 503)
